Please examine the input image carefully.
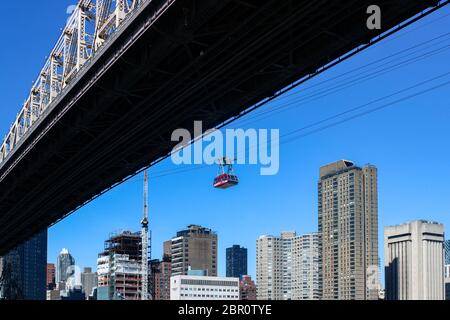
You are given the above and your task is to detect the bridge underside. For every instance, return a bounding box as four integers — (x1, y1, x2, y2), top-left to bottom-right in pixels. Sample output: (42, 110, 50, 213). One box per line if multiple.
(0, 0, 440, 254)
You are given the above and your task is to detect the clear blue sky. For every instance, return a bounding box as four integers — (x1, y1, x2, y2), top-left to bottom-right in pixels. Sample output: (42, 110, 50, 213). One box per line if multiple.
(1, 2, 450, 283)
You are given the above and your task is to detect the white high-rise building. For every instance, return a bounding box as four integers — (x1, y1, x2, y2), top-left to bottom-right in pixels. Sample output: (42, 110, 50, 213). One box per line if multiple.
(385, 220, 445, 300)
(170, 275, 239, 300)
(256, 232, 319, 300)
(256, 232, 293, 300)
(292, 233, 320, 300)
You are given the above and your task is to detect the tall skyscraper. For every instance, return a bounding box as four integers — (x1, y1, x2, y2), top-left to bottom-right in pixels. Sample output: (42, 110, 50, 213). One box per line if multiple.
(0, 229, 47, 300)
(81, 267, 97, 299)
(56, 248, 75, 284)
(292, 233, 320, 300)
(318, 160, 379, 300)
(256, 231, 319, 300)
(385, 220, 445, 300)
(46, 263, 56, 290)
(226, 245, 248, 279)
(168, 225, 218, 277)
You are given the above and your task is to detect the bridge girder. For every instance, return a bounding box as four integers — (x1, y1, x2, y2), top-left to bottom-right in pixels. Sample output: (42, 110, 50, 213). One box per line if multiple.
(0, 0, 145, 164)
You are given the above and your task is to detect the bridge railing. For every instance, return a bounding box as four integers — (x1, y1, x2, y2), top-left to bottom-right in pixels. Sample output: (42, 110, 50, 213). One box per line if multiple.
(0, 0, 149, 166)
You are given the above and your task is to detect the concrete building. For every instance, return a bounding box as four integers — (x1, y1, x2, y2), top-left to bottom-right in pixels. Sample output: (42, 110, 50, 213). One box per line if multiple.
(256, 232, 294, 300)
(240, 275, 257, 300)
(0, 229, 47, 300)
(97, 231, 142, 300)
(163, 240, 172, 257)
(170, 275, 239, 300)
(81, 267, 97, 300)
(256, 231, 319, 300)
(168, 225, 218, 277)
(56, 248, 75, 284)
(292, 233, 320, 300)
(46, 263, 56, 290)
(318, 160, 379, 300)
(150, 255, 172, 300)
(385, 220, 445, 300)
(226, 245, 248, 279)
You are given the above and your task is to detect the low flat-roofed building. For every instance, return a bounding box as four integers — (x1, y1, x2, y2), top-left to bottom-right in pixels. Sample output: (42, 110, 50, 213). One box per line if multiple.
(170, 275, 239, 300)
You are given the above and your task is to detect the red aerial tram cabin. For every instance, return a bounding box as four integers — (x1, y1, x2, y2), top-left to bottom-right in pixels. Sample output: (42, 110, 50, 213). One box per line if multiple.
(213, 157, 239, 189)
(213, 174, 239, 189)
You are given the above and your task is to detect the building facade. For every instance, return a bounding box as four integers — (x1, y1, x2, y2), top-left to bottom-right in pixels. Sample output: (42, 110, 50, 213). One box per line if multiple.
(150, 255, 172, 300)
(81, 267, 97, 299)
(256, 231, 320, 300)
(60, 286, 86, 300)
(385, 220, 445, 300)
(56, 248, 75, 284)
(318, 160, 379, 300)
(292, 233, 320, 300)
(446, 265, 450, 282)
(170, 275, 239, 300)
(445, 240, 450, 278)
(47, 289, 62, 301)
(240, 275, 257, 300)
(446, 278, 450, 301)
(445, 240, 450, 264)
(256, 232, 294, 300)
(97, 231, 142, 300)
(0, 229, 47, 300)
(168, 225, 218, 277)
(226, 245, 248, 279)
(46, 263, 56, 290)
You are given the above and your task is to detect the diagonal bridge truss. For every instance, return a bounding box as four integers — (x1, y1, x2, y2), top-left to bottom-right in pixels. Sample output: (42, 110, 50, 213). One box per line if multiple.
(0, 0, 146, 164)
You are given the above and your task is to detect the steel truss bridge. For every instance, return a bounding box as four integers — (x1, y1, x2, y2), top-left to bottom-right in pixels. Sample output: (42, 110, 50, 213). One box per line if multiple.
(0, 0, 447, 254)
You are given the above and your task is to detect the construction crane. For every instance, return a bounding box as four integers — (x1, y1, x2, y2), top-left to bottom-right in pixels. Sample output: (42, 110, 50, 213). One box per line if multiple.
(141, 170, 149, 300)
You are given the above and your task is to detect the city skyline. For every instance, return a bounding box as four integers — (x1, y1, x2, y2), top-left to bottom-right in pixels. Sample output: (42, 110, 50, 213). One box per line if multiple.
(5, 215, 449, 300)
(43, 156, 450, 286)
(1, 1, 450, 288)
